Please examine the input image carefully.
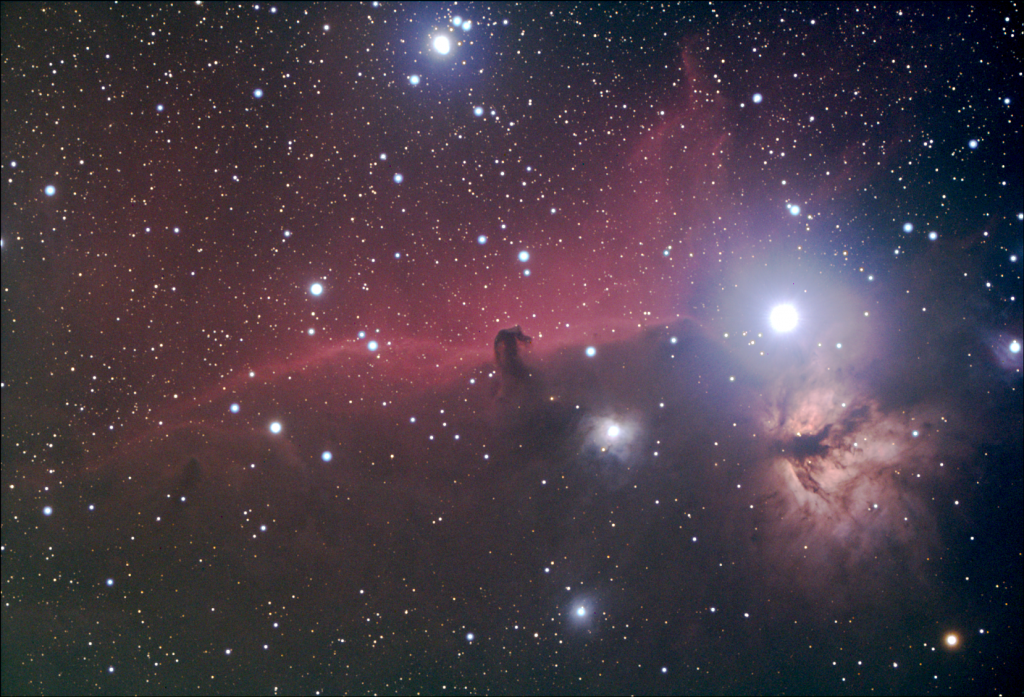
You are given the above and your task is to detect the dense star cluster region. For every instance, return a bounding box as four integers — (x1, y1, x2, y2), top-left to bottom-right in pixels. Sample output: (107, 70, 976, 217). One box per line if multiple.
(2, 3, 1022, 696)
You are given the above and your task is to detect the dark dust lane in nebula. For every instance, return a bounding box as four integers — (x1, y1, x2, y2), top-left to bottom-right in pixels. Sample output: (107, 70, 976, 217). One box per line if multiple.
(2, 3, 1021, 695)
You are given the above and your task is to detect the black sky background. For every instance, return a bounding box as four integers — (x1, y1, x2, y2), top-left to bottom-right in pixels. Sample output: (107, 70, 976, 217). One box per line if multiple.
(2, 2, 1022, 695)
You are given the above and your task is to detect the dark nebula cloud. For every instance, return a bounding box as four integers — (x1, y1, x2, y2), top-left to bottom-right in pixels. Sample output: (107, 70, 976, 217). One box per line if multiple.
(2, 2, 1021, 695)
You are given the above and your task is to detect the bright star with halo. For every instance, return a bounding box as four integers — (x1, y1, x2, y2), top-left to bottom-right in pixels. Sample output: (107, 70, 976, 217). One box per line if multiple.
(770, 305, 799, 333)
(434, 35, 451, 55)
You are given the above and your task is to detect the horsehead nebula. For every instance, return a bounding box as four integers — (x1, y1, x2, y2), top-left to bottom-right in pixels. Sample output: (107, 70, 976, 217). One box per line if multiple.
(2, 3, 1019, 696)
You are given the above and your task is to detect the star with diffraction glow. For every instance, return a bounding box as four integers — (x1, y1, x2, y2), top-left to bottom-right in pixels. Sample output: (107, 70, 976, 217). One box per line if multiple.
(770, 305, 799, 333)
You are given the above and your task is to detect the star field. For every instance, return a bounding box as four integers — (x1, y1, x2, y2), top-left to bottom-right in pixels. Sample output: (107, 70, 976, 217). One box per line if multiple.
(2, 3, 1022, 696)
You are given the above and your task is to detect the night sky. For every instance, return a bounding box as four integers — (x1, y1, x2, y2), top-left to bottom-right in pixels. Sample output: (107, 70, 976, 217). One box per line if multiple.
(2, 2, 1022, 695)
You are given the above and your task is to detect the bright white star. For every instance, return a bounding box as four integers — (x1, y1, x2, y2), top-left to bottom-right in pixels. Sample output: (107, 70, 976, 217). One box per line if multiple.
(770, 305, 799, 333)
(434, 35, 451, 55)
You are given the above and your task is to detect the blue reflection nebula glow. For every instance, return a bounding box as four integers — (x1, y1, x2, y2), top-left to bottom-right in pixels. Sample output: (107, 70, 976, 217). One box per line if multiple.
(1011, 341, 1021, 355)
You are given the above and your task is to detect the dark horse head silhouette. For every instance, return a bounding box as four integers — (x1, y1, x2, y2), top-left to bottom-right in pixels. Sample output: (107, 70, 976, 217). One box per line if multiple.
(494, 325, 532, 380)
